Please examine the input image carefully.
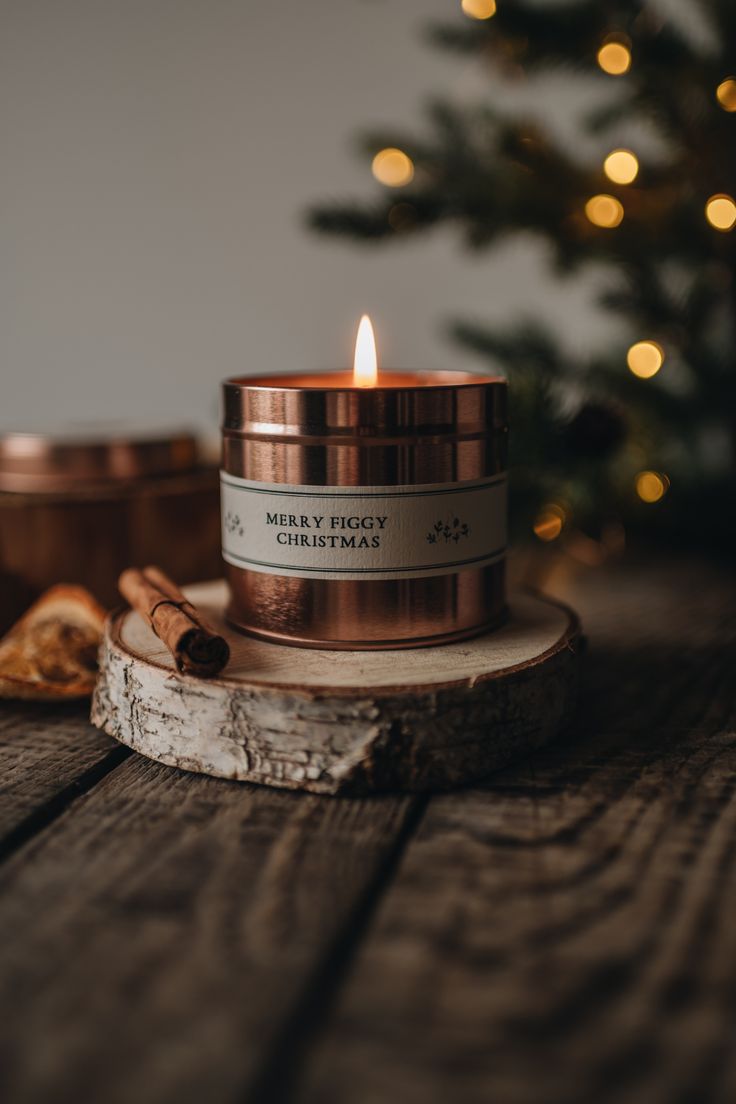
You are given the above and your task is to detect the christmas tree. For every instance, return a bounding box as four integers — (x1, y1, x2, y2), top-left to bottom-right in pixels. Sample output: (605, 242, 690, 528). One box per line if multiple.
(309, 0, 736, 555)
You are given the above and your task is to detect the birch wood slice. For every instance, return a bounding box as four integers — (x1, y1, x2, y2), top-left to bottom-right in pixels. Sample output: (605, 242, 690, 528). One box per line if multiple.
(91, 582, 581, 795)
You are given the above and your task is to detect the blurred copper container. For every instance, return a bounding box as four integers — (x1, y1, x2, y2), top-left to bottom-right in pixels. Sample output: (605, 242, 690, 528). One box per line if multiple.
(0, 426, 222, 629)
(221, 372, 508, 649)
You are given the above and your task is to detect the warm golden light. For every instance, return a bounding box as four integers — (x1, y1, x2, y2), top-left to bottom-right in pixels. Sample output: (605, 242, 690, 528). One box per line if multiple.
(585, 194, 624, 228)
(716, 78, 736, 112)
(372, 148, 414, 188)
(627, 340, 664, 379)
(705, 193, 736, 231)
(603, 148, 639, 184)
(461, 0, 496, 18)
(597, 41, 631, 76)
(533, 503, 566, 542)
(635, 471, 668, 503)
(353, 314, 378, 388)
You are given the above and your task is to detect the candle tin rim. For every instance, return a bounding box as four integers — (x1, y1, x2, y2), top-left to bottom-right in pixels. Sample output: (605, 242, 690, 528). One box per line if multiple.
(223, 374, 507, 440)
(0, 428, 201, 493)
(224, 370, 506, 393)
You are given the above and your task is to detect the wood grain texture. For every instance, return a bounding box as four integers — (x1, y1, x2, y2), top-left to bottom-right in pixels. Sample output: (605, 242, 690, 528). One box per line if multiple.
(91, 585, 580, 794)
(0, 702, 123, 842)
(0, 556, 733, 1104)
(297, 559, 736, 1104)
(0, 750, 416, 1104)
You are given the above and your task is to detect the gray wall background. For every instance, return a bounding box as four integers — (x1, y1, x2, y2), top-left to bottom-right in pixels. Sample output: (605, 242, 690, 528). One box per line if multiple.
(2, 0, 667, 436)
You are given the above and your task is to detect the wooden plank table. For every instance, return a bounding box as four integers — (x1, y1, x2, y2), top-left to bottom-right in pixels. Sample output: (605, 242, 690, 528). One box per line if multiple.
(0, 555, 734, 1104)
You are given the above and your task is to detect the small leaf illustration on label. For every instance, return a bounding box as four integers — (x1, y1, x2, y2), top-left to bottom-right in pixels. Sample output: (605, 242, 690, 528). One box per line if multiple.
(426, 515, 471, 545)
(224, 510, 245, 538)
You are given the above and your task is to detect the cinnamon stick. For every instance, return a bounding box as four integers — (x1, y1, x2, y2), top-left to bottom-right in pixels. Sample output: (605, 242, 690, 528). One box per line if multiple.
(119, 566, 230, 678)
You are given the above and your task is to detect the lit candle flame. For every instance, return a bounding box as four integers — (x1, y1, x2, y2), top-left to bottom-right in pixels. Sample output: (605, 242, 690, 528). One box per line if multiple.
(353, 314, 378, 387)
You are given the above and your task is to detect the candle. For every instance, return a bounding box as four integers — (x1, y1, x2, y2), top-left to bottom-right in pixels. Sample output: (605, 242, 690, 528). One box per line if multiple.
(220, 317, 507, 649)
(354, 314, 378, 388)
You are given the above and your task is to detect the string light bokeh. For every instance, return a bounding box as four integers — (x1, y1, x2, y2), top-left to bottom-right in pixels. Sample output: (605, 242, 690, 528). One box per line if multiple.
(627, 341, 664, 379)
(461, 0, 496, 19)
(635, 471, 669, 503)
(585, 194, 624, 228)
(597, 39, 632, 76)
(705, 194, 736, 231)
(603, 149, 639, 185)
(533, 504, 566, 542)
(716, 78, 736, 112)
(372, 148, 414, 188)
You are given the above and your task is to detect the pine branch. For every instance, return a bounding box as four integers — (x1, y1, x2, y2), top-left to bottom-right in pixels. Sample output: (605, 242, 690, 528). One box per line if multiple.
(449, 318, 570, 377)
(306, 0, 736, 549)
(428, 0, 703, 75)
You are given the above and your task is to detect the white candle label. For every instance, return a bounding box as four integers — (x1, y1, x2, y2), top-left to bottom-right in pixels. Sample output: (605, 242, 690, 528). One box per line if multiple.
(221, 473, 506, 581)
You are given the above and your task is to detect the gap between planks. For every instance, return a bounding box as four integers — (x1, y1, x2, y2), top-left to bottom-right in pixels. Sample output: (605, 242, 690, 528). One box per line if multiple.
(0, 745, 132, 866)
(0, 703, 133, 863)
(247, 793, 429, 1104)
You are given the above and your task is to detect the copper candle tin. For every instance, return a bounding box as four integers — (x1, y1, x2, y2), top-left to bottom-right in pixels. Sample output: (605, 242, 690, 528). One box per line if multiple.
(0, 427, 198, 493)
(0, 427, 221, 627)
(221, 372, 508, 650)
